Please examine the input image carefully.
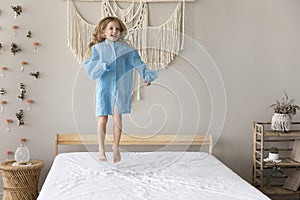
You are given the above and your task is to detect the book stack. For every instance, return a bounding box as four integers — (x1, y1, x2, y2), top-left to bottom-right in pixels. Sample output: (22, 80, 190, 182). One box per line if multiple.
(283, 140, 300, 191)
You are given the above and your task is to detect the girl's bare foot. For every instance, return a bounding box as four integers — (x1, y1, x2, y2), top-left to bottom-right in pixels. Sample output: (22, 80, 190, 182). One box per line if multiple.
(99, 148, 107, 162)
(112, 145, 121, 163)
(99, 154, 107, 162)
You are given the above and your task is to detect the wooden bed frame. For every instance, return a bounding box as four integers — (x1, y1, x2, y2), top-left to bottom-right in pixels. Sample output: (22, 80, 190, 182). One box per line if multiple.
(55, 134, 212, 156)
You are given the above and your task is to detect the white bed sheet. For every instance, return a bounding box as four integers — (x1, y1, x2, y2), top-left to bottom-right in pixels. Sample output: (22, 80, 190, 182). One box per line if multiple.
(38, 152, 270, 200)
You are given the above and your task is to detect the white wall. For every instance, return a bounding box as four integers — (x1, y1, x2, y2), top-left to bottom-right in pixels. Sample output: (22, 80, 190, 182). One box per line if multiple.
(1, 0, 300, 195)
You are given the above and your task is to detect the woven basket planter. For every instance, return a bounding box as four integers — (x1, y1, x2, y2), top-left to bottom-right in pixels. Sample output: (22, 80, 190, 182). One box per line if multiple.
(271, 113, 291, 132)
(0, 160, 44, 200)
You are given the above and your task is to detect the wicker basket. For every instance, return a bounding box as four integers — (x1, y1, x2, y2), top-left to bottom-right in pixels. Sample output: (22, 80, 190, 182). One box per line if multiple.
(0, 160, 44, 200)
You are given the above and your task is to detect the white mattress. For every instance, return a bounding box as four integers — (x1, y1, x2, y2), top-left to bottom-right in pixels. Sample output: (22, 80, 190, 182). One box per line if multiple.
(38, 152, 270, 200)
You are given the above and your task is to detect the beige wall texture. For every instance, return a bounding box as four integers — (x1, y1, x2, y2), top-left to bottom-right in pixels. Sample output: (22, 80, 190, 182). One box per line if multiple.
(1, 0, 300, 197)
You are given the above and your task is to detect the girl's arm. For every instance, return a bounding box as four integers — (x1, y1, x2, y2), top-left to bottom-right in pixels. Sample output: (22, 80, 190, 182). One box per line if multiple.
(82, 45, 110, 80)
(131, 50, 158, 83)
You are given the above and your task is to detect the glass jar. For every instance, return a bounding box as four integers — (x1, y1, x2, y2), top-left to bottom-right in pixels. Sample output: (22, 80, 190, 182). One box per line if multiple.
(14, 141, 30, 164)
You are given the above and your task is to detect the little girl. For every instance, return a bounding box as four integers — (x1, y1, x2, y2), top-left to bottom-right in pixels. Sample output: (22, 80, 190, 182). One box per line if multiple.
(83, 16, 158, 163)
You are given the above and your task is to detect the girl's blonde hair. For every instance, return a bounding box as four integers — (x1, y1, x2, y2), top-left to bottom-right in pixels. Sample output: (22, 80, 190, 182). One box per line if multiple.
(84, 16, 127, 59)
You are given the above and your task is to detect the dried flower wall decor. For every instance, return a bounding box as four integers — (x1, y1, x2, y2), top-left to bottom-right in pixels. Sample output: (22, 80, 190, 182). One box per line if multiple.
(21, 61, 28, 73)
(0, 3, 43, 134)
(0, 100, 7, 113)
(29, 71, 40, 80)
(33, 42, 39, 54)
(27, 99, 34, 110)
(15, 109, 24, 126)
(1, 66, 8, 77)
(12, 25, 18, 36)
(5, 150, 13, 155)
(18, 83, 26, 100)
(11, 5, 22, 18)
(5, 150, 13, 160)
(26, 31, 32, 38)
(10, 43, 21, 55)
(0, 88, 6, 96)
(5, 118, 13, 132)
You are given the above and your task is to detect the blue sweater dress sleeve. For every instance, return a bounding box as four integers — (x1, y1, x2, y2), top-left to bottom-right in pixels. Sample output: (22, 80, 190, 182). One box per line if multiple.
(130, 50, 159, 83)
(82, 44, 110, 80)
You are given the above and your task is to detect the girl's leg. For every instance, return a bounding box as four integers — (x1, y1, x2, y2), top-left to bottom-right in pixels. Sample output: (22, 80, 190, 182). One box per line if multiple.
(98, 116, 108, 161)
(112, 103, 122, 163)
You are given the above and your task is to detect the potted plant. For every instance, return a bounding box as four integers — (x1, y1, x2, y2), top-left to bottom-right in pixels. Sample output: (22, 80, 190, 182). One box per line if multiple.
(270, 92, 300, 132)
(268, 146, 279, 160)
(266, 166, 285, 188)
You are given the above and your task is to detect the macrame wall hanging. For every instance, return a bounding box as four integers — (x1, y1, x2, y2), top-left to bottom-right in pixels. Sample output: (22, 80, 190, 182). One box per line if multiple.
(67, 0, 185, 68)
(67, 0, 185, 99)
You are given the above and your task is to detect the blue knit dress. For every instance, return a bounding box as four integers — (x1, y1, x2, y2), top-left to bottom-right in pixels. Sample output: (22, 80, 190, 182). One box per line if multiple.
(83, 39, 158, 116)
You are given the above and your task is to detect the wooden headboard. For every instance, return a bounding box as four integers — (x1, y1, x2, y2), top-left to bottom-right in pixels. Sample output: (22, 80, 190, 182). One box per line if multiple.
(55, 134, 212, 155)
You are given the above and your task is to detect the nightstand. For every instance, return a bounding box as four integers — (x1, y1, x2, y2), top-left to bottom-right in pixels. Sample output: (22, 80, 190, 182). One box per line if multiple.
(0, 160, 44, 200)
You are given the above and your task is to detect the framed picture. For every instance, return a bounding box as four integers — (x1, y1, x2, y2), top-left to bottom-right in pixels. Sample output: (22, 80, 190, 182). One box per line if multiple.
(291, 140, 300, 162)
(283, 171, 300, 191)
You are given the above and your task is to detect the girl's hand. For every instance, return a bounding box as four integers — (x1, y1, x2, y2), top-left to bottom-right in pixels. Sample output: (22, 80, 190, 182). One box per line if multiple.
(145, 81, 151, 86)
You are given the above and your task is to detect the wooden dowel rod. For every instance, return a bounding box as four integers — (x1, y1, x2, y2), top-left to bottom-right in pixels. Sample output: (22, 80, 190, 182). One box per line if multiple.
(65, 0, 194, 2)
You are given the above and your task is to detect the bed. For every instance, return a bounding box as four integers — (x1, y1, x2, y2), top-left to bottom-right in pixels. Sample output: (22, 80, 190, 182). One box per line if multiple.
(38, 134, 270, 200)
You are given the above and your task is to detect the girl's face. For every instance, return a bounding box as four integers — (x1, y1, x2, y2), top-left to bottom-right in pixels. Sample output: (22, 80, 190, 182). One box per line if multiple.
(103, 21, 121, 41)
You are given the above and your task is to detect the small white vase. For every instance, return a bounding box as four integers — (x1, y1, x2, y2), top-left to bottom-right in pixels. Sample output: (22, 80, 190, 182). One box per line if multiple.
(271, 113, 291, 132)
(14, 145, 30, 164)
(268, 152, 279, 160)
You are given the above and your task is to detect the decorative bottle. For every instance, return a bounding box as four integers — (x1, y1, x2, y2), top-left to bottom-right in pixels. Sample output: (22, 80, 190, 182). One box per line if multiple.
(14, 137, 30, 165)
